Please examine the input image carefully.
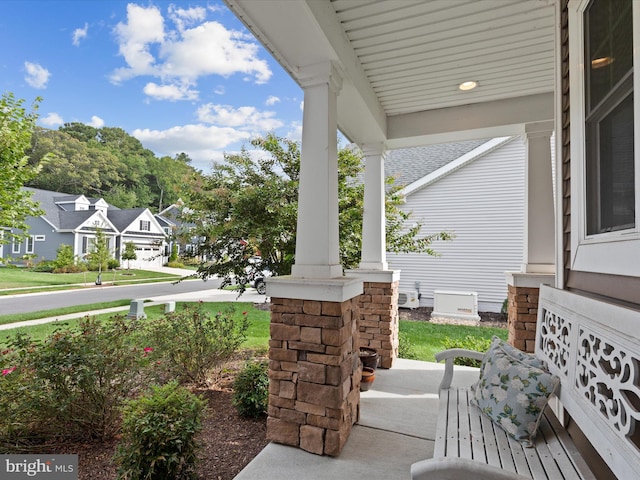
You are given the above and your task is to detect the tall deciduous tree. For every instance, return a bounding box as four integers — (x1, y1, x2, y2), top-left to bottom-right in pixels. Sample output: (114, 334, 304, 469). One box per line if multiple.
(0, 93, 43, 244)
(186, 133, 452, 290)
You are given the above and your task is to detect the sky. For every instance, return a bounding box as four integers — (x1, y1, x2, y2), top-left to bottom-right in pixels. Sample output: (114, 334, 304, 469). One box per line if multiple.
(0, 0, 304, 172)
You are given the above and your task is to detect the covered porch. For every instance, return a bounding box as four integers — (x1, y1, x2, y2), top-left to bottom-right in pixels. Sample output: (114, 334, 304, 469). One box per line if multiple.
(234, 358, 481, 479)
(222, 0, 559, 459)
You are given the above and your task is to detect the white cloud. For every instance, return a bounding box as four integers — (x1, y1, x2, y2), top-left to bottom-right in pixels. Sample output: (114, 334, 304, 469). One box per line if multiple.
(196, 103, 283, 131)
(213, 85, 225, 95)
(40, 112, 64, 127)
(72, 23, 88, 46)
(143, 82, 198, 101)
(88, 116, 105, 128)
(168, 5, 206, 32)
(286, 122, 303, 143)
(110, 4, 165, 83)
(133, 124, 251, 167)
(110, 4, 272, 94)
(24, 62, 50, 89)
(160, 22, 271, 83)
(265, 96, 280, 106)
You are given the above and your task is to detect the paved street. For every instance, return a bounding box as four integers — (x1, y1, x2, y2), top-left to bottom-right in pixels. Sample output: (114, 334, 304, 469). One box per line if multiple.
(0, 277, 223, 316)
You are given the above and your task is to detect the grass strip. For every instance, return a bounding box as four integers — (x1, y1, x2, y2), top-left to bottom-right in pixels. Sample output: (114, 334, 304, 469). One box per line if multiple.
(0, 300, 132, 326)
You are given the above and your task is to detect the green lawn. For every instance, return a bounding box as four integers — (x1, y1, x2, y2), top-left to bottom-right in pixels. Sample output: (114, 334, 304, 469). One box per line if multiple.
(0, 299, 503, 362)
(399, 320, 507, 362)
(0, 302, 270, 351)
(0, 267, 184, 291)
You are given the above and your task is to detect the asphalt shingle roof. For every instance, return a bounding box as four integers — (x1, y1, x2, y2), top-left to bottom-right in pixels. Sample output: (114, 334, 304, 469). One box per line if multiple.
(384, 139, 489, 189)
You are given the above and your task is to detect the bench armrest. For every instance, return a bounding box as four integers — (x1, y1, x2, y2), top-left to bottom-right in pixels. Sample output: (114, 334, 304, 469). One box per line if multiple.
(411, 457, 530, 480)
(434, 348, 485, 390)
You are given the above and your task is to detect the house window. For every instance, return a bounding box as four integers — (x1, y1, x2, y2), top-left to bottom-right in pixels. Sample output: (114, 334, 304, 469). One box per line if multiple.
(82, 236, 89, 254)
(12, 239, 20, 254)
(584, 0, 634, 235)
(140, 220, 150, 231)
(25, 236, 34, 254)
(570, 0, 640, 277)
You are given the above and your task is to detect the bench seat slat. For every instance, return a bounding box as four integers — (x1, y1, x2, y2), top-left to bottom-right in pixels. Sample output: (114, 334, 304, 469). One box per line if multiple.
(457, 389, 473, 459)
(436, 387, 591, 480)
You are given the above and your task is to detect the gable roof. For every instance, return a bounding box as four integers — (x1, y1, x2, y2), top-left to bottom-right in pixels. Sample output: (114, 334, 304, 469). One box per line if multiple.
(385, 139, 489, 189)
(107, 208, 147, 231)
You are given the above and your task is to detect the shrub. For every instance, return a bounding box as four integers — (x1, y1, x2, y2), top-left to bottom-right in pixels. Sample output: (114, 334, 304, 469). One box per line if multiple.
(0, 317, 154, 445)
(398, 331, 418, 359)
(31, 260, 54, 272)
(145, 304, 249, 386)
(169, 244, 178, 263)
(114, 382, 205, 480)
(232, 361, 268, 418)
(108, 258, 120, 270)
(166, 260, 185, 268)
(442, 335, 492, 367)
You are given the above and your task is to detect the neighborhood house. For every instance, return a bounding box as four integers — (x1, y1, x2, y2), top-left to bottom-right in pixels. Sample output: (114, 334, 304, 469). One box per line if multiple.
(1, 187, 167, 269)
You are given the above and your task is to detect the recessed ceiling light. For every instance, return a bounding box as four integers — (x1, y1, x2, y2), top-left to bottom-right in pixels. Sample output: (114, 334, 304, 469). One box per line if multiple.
(459, 81, 478, 91)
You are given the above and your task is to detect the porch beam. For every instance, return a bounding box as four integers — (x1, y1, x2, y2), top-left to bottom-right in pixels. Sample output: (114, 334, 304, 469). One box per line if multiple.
(386, 93, 554, 149)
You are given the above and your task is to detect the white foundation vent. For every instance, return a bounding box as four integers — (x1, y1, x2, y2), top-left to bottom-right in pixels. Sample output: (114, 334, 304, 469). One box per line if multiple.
(398, 290, 419, 309)
(432, 290, 480, 321)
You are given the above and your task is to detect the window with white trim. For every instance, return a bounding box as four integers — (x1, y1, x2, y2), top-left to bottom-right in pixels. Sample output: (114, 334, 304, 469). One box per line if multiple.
(12, 239, 20, 254)
(140, 220, 150, 231)
(569, 0, 640, 277)
(82, 236, 89, 254)
(25, 236, 34, 254)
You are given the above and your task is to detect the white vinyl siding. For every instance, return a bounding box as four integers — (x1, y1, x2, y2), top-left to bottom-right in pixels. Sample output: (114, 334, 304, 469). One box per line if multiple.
(387, 137, 526, 312)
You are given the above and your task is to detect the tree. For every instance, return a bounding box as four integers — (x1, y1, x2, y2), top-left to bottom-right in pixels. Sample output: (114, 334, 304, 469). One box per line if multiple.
(186, 133, 452, 290)
(122, 241, 137, 271)
(0, 93, 43, 244)
(87, 228, 112, 283)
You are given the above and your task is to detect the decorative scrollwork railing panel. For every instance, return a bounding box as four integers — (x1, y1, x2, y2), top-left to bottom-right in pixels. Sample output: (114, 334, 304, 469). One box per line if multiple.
(576, 327, 640, 450)
(537, 308, 572, 378)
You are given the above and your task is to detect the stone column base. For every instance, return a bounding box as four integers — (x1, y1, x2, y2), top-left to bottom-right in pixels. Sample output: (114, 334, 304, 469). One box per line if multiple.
(267, 296, 360, 456)
(505, 273, 554, 353)
(356, 281, 399, 368)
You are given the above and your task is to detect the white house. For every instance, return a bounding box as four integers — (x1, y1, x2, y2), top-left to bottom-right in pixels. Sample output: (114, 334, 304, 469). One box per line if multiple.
(386, 136, 527, 313)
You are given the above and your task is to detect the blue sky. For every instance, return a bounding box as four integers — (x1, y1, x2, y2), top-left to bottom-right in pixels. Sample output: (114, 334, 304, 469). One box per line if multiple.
(0, 0, 304, 172)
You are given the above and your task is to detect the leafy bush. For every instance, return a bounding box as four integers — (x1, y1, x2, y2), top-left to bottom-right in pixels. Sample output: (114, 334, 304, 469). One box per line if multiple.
(442, 335, 492, 367)
(166, 260, 185, 268)
(0, 317, 154, 445)
(114, 381, 205, 480)
(398, 331, 418, 359)
(145, 304, 249, 386)
(31, 260, 54, 272)
(232, 361, 268, 418)
(169, 244, 179, 263)
(52, 244, 87, 273)
(108, 258, 120, 270)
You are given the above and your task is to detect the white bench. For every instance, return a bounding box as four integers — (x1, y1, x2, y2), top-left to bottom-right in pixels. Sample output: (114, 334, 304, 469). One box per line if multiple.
(412, 285, 640, 480)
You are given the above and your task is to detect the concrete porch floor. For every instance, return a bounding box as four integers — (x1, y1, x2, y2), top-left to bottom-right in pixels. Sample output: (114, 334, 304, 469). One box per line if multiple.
(234, 359, 480, 480)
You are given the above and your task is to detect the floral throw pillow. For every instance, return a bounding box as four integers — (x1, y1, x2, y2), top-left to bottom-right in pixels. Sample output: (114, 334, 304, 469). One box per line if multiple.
(483, 336, 547, 371)
(472, 344, 560, 447)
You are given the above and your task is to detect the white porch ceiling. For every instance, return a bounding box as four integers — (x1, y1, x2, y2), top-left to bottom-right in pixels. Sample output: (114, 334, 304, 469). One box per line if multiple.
(225, 0, 556, 148)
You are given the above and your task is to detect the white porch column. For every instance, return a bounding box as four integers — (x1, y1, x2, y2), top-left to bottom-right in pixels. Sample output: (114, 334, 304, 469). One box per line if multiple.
(290, 62, 343, 279)
(359, 143, 388, 270)
(523, 121, 555, 274)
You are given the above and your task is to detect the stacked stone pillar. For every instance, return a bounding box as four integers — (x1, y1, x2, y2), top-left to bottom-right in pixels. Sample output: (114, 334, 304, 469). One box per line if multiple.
(507, 285, 540, 353)
(356, 280, 399, 368)
(267, 296, 361, 456)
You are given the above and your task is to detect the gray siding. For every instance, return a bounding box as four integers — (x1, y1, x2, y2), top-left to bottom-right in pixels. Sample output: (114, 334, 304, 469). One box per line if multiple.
(387, 137, 526, 312)
(7, 218, 74, 261)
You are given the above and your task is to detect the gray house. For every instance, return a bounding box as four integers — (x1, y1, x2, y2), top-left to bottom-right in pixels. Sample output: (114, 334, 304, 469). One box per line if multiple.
(1, 188, 166, 269)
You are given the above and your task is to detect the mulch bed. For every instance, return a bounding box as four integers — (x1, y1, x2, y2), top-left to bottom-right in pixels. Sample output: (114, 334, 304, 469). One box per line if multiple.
(48, 357, 268, 480)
